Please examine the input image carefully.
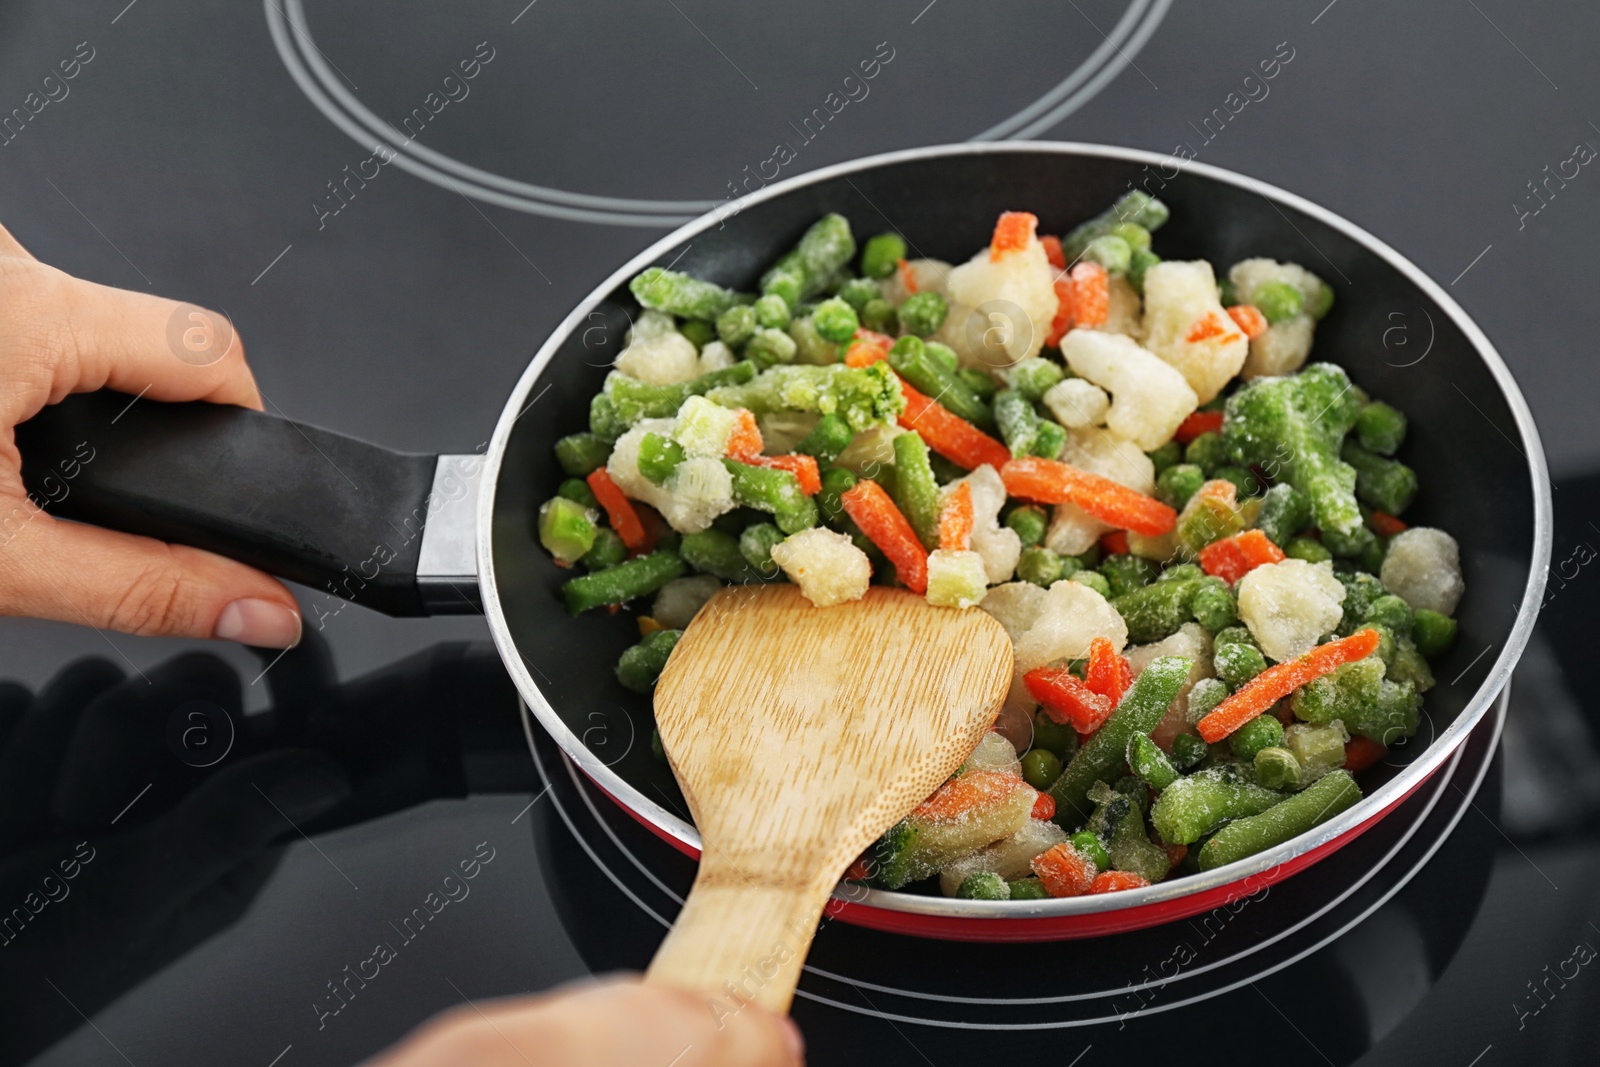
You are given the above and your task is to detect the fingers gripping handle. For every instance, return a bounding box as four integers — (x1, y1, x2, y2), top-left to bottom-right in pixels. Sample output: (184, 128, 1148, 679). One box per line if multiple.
(15, 392, 480, 616)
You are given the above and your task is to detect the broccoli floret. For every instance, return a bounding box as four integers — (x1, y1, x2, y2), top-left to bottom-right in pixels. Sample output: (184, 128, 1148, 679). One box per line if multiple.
(707, 362, 905, 432)
(1223, 363, 1364, 538)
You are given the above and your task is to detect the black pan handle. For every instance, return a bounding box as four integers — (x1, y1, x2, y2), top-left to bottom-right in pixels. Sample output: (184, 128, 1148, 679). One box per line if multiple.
(14, 392, 483, 617)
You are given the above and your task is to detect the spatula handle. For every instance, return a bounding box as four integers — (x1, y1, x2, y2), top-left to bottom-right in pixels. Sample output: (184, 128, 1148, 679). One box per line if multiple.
(646, 856, 832, 1015)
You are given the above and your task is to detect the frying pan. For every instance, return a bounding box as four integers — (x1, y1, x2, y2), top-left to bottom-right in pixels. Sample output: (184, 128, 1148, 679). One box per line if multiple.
(16, 143, 1552, 940)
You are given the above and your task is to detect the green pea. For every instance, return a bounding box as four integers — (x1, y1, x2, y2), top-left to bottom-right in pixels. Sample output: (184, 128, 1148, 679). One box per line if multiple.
(1031, 710, 1080, 761)
(1308, 281, 1335, 320)
(860, 298, 898, 334)
(616, 628, 682, 693)
(1212, 465, 1262, 498)
(1007, 878, 1050, 900)
(1083, 234, 1132, 274)
(558, 477, 599, 509)
(1190, 579, 1238, 632)
(836, 277, 881, 311)
(1071, 570, 1112, 598)
(1253, 281, 1305, 324)
(1355, 401, 1407, 456)
(956, 871, 1010, 900)
(808, 296, 860, 345)
(581, 528, 627, 572)
(1021, 748, 1064, 790)
(1215, 642, 1268, 687)
(1158, 563, 1205, 583)
(1109, 221, 1152, 252)
(1147, 440, 1183, 474)
(861, 233, 907, 280)
(1230, 714, 1285, 761)
(1101, 553, 1159, 598)
(1412, 609, 1458, 657)
(752, 293, 790, 330)
(555, 433, 612, 477)
(1285, 536, 1333, 563)
(1017, 546, 1065, 587)
(1069, 831, 1110, 873)
(1158, 463, 1206, 509)
(1005, 505, 1049, 547)
(899, 291, 949, 337)
(1253, 746, 1301, 790)
(739, 522, 786, 579)
(679, 319, 715, 348)
(1128, 248, 1161, 292)
(744, 327, 798, 369)
(716, 304, 757, 348)
(1184, 432, 1229, 474)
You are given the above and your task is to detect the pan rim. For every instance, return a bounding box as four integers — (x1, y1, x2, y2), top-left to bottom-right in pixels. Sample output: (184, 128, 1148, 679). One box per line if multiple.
(477, 140, 1553, 920)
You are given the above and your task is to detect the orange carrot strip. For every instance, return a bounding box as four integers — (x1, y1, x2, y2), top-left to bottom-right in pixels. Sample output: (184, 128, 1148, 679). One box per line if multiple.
(754, 453, 822, 495)
(586, 468, 650, 552)
(1174, 409, 1225, 444)
(913, 770, 1025, 820)
(1099, 530, 1130, 556)
(1089, 870, 1151, 894)
(846, 856, 873, 881)
(1031, 842, 1097, 898)
(1085, 636, 1131, 705)
(1344, 735, 1388, 774)
(1226, 304, 1269, 339)
(1069, 261, 1109, 328)
(1370, 511, 1408, 539)
(725, 408, 764, 462)
(1001, 456, 1178, 537)
(1025, 666, 1114, 733)
(1186, 311, 1233, 343)
(989, 211, 1039, 261)
(841, 479, 930, 594)
(1045, 276, 1076, 347)
(897, 377, 1013, 472)
(1199, 529, 1285, 584)
(842, 328, 893, 367)
(1040, 234, 1066, 270)
(897, 257, 919, 295)
(938, 481, 975, 551)
(1031, 792, 1056, 820)
(1197, 629, 1383, 743)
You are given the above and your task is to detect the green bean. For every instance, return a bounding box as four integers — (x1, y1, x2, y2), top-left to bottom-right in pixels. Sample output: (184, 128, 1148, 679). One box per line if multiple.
(716, 304, 757, 348)
(616, 629, 682, 693)
(1341, 441, 1417, 515)
(1021, 748, 1064, 790)
(538, 497, 598, 565)
(928, 452, 967, 484)
(1230, 714, 1285, 761)
(1005, 357, 1065, 402)
(1005, 505, 1049, 548)
(1197, 771, 1361, 870)
(1031, 709, 1080, 761)
(956, 367, 997, 400)
(1017, 546, 1064, 587)
(637, 432, 686, 484)
(1212, 465, 1262, 498)
(629, 267, 740, 321)
(1147, 440, 1182, 474)
(1070, 569, 1112, 598)
(926, 342, 959, 375)
(994, 388, 1039, 458)
(1252, 485, 1309, 548)
(1084, 234, 1132, 275)
(891, 431, 942, 550)
(1110, 221, 1152, 251)
(1157, 464, 1205, 510)
(581, 527, 627, 571)
(1412, 609, 1457, 657)
(754, 293, 791, 330)
(1127, 732, 1179, 791)
(555, 433, 612, 477)
(1101, 554, 1159, 598)
(679, 319, 715, 349)
(1128, 248, 1161, 293)
(860, 298, 898, 334)
(1285, 536, 1332, 563)
(562, 551, 686, 614)
(745, 327, 798, 370)
(680, 529, 753, 581)
(1184, 431, 1229, 474)
(837, 277, 881, 311)
(761, 267, 804, 310)
(809, 297, 860, 345)
(605, 362, 756, 424)
(861, 233, 907, 279)
(1049, 656, 1192, 825)
(1170, 732, 1208, 770)
(899, 292, 949, 337)
(1190, 577, 1238, 632)
(1252, 281, 1304, 324)
(1308, 281, 1335, 319)
(558, 477, 599, 509)
(887, 336, 993, 429)
(1113, 578, 1202, 643)
(738, 522, 786, 579)
(1149, 764, 1286, 845)
(782, 214, 857, 299)
(793, 413, 853, 466)
(1355, 401, 1407, 456)
(817, 465, 858, 525)
(724, 459, 818, 534)
(589, 394, 628, 442)
(1185, 677, 1228, 725)
(1063, 191, 1169, 260)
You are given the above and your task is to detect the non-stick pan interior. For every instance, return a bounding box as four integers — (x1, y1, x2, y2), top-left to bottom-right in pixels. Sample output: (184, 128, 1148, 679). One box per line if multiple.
(491, 147, 1539, 850)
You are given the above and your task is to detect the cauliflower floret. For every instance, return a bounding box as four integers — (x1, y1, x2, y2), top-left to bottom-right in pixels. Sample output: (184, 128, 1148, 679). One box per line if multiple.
(1141, 260, 1249, 403)
(651, 574, 723, 629)
(615, 328, 700, 385)
(696, 340, 737, 375)
(881, 257, 952, 304)
(1229, 258, 1327, 308)
(607, 420, 734, 533)
(1229, 259, 1326, 379)
(1124, 623, 1214, 748)
(1059, 425, 1156, 492)
(938, 819, 1066, 896)
(1381, 527, 1465, 616)
(945, 238, 1059, 368)
(673, 395, 738, 457)
(1011, 579, 1128, 674)
(1096, 274, 1144, 340)
(757, 410, 820, 455)
(1238, 559, 1347, 662)
(1044, 504, 1110, 556)
(942, 465, 1019, 583)
(1042, 377, 1111, 429)
(626, 309, 676, 343)
(769, 528, 871, 607)
(926, 549, 990, 609)
(1059, 328, 1199, 451)
(963, 730, 1023, 775)
(835, 420, 904, 475)
(979, 581, 1047, 643)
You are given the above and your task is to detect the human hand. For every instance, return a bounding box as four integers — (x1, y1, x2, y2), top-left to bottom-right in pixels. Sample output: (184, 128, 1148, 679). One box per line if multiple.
(369, 976, 804, 1067)
(0, 221, 301, 646)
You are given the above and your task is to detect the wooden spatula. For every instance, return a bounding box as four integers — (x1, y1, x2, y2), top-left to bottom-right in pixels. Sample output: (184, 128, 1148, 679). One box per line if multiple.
(645, 583, 1013, 1014)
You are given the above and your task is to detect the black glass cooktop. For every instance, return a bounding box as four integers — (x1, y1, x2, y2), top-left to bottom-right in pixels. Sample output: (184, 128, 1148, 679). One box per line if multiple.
(2, 1, 1599, 1064)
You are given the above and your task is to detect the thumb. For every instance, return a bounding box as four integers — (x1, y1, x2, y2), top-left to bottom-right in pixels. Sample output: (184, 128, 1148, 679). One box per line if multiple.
(0, 511, 302, 647)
